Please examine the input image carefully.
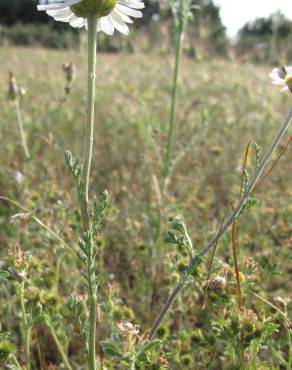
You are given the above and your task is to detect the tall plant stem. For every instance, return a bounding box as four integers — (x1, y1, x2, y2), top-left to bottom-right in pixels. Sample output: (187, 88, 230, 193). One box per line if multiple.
(82, 15, 98, 370)
(82, 15, 97, 231)
(151, 23, 184, 306)
(18, 282, 31, 370)
(15, 100, 30, 159)
(162, 25, 183, 189)
(148, 107, 292, 341)
(45, 319, 73, 370)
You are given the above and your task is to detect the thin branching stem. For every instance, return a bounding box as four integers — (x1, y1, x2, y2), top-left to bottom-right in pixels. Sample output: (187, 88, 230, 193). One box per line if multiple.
(231, 217, 242, 311)
(0, 196, 73, 254)
(148, 107, 292, 341)
(251, 292, 292, 328)
(162, 23, 183, 188)
(45, 319, 73, 370)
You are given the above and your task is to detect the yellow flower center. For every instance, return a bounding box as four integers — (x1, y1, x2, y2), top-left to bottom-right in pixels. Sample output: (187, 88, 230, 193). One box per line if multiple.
(285, 75, 292, 92)
(70, 0, 117, 18)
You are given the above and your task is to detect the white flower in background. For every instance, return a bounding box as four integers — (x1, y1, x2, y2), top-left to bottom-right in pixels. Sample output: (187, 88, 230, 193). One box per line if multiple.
(12, 170, 24, 184)
(38, 0, 144, 35)
(269, 65, 292, 93)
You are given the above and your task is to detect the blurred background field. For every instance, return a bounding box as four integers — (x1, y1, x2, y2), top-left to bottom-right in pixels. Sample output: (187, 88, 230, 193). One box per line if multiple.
(0, 1, 291, 369)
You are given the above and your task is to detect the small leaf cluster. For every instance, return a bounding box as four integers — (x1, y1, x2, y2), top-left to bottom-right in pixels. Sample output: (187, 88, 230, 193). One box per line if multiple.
(90, 190, 109, 235)
(68, 296, 89, 347)
(65, 150, 84, 202)
(171, 0, 198, 32)
(164, 215, 194, 257)
(100, 333, 164, 368)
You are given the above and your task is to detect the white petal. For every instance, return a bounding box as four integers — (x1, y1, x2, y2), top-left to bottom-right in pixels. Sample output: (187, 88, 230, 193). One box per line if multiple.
(96, 20, 101, 32)
(70, 17, 85, 28)
(281, 85, 289, 92)
(38, 0, 81, 11)
(47, 8, 72, 17)
(269, 73, 284, 84)
(118, 0, 145, 9)
(100, 16, 115, 35)
(47, 8, 73, 20)
(114, 8, 133, 23)
(285, 66, 292, 74)
(272, 80, 285, 86)
(110, 12, 129, 34)
(115, 3, 142, 18)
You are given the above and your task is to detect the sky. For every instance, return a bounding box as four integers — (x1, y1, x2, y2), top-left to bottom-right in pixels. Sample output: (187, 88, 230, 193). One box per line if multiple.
(213, 0, 292, 37)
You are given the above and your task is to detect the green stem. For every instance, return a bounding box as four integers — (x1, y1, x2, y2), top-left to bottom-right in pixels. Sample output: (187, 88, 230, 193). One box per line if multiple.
(82, 15, 98, 231)
(162, 25, 183, 189)
(285, 305, 292, 370)
(88, 290, 97, 370)
(151, 22, 184, 305)
(10, 354, 22, 370)
(148, 107, 292, 341)
(18, 282, 31, 370)
(15, 100, 30, 159)
(45, 319, 73, 370)
(82, 15, 98, 370)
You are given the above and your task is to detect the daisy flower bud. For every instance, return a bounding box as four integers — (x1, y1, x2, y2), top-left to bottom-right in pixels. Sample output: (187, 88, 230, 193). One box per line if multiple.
(8, 72, 18, 102)
(63, 62, 76, 83)
(62, 62, 76, 95)
(38, 0, 145, 35)
(207, 276, 227, 291)
(269, 65, 292, 93)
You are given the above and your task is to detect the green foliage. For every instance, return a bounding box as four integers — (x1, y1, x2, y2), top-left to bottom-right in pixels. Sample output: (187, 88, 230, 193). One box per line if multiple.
(0, 48, 291, 369)
(1, 23, 79, 49)
(68, 296, 89, 346)
(164, 215, 195, 257)
(65, 150, 84, 203)
(237, 11, 292, 62)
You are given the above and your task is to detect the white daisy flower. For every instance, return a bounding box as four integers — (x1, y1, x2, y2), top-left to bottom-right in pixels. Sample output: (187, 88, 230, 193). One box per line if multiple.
(269, 65, 292, 93)
(38, 0, 144, 35)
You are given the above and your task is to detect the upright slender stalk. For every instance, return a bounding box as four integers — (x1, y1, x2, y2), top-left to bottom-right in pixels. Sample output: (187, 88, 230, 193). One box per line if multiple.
(83, 15, 98, 370)
(82, 15, 97, 231)
(18, 282, 31, 370)
(148, 107, 292, 341)
(150, 7, 185, 307)
(88, 256, 97, 370)
(45, 319, 73, 370)
(15, 100, 30, 159)
(162, 24, 183, 188)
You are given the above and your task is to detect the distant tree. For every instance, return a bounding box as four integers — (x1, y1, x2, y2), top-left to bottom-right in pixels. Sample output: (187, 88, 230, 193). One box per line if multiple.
(189, 0, 228, 56)
(0, 0, 47, 25)
(236, 11, 292, 62)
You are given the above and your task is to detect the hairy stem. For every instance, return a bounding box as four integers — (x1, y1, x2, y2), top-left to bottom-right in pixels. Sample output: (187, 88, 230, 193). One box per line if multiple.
(82, 15, 98, 370)
(151, 18, 184, 306)
(15, 100, 30, 159)
(18, 282, 31, 370)
(45, 319, 73, 370)
(148, 107, 292, 341)
(88, 289, 97, 370)
(162, 23, 183, 189)
(82, 15, 97, 231)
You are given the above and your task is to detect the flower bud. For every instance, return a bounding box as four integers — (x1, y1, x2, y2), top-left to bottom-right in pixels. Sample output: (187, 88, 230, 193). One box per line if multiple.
(62, 62, 76, 95)
(207, 276, 227, 291)
(8, 72, 18, 101)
